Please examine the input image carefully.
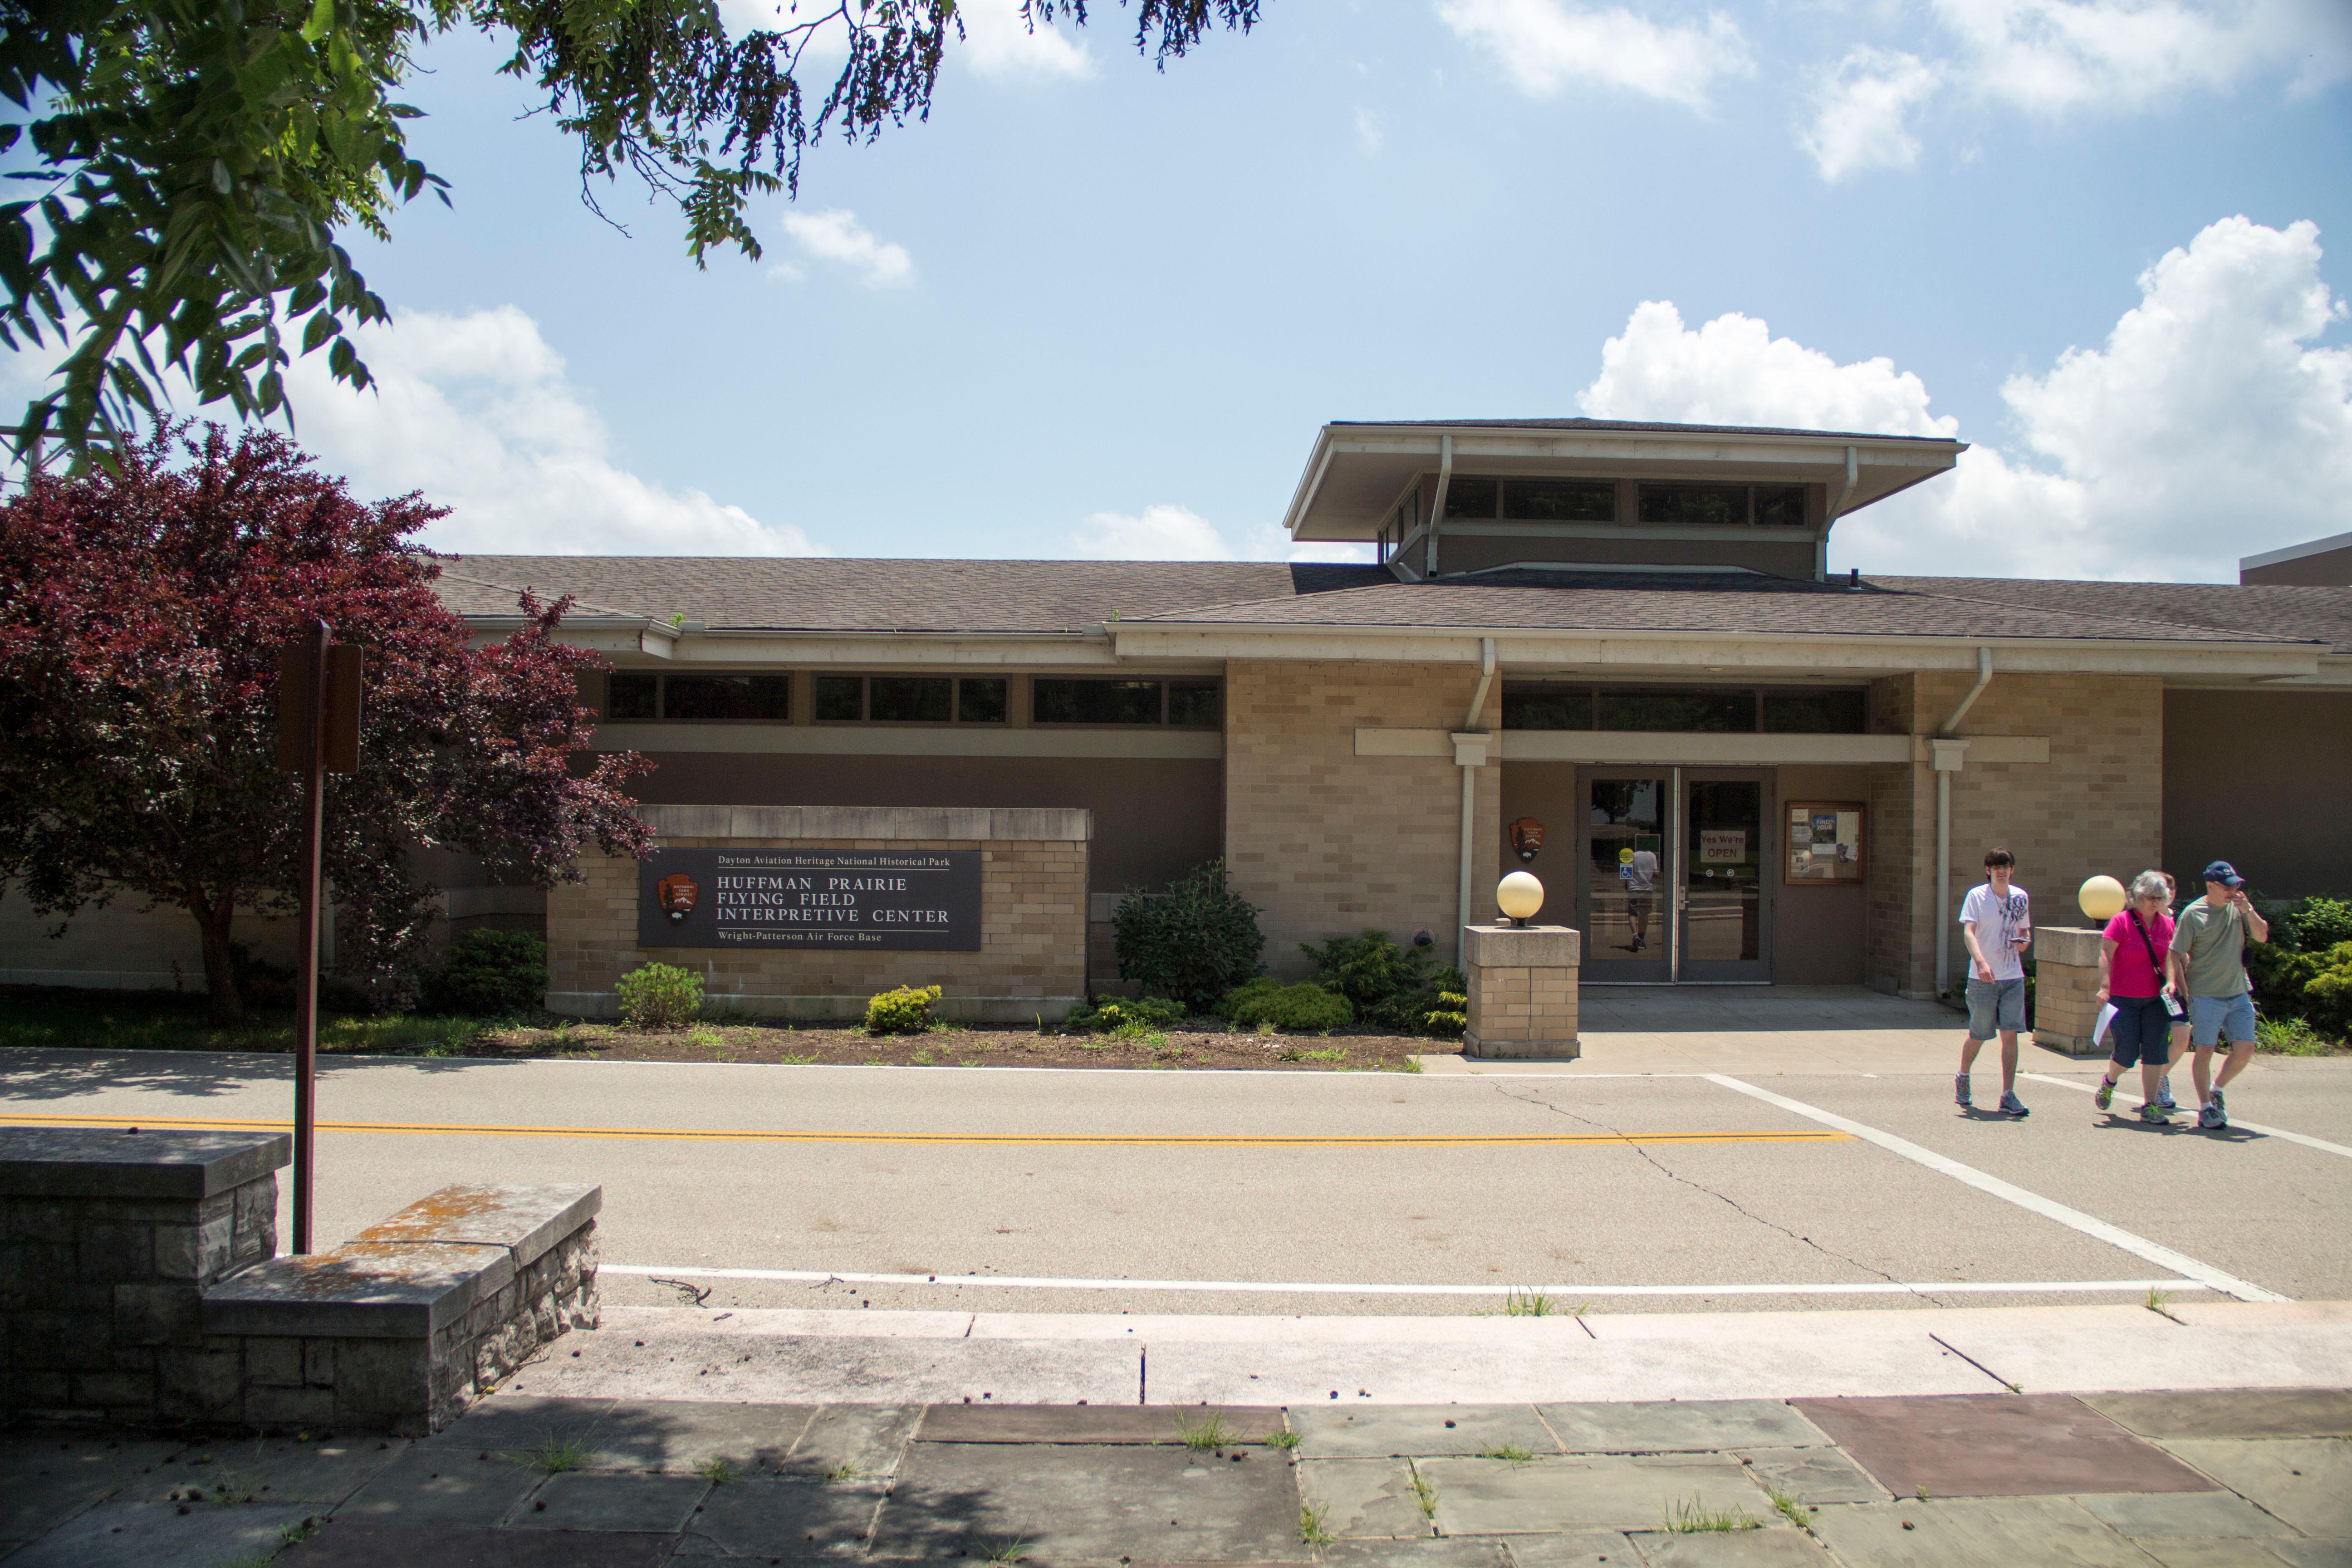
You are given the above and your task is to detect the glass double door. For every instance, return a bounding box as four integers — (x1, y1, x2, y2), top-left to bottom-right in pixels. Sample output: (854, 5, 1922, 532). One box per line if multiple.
(1577, 768, 1772, 983)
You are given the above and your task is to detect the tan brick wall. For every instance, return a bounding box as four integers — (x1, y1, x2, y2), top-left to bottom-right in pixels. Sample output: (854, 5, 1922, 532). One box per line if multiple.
(1225, 660, 1501, 977)
(1868, 671, 2164, 998)
(1462, 962, 1580, 1059)
(546, 837, 1086, 1019)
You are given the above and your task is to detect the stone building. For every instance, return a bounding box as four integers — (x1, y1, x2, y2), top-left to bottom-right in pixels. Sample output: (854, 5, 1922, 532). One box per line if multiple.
(6, 418, 2349, 1019)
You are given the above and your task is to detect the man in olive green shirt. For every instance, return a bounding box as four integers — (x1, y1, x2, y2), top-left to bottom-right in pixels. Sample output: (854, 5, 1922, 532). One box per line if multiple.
(2170, 859, 2269, 1131)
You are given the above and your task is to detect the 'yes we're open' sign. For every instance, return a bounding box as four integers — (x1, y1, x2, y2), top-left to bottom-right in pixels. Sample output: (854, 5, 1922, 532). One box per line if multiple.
(638, 849, 982, 951)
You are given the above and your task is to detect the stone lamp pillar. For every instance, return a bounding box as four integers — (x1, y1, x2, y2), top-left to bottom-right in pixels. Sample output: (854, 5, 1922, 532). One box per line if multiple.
(1461, 923, 1582, 1060)
(2030, 927, 2107, 1058)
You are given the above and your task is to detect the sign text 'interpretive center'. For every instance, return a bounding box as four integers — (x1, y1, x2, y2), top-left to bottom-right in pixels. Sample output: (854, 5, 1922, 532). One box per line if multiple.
(638, 849, 982, 950)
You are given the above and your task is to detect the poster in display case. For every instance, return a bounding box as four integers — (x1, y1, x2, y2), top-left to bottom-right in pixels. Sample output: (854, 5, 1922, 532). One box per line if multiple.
(1785, 802, 1866, 884)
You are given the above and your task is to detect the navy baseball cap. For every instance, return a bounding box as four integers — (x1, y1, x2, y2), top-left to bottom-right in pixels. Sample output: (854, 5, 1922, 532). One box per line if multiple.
(2201, 860, 2245, 888)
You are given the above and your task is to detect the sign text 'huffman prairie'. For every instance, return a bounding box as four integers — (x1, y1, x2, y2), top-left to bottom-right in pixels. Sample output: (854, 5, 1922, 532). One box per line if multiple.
(637, 849, 982, 950)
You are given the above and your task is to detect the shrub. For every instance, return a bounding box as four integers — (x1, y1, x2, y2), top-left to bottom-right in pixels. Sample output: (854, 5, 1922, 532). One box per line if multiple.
(2290, 941, 2352, 1042)
(421, 930, 548, 1017)
(1068, 996, 1186, 1035)
(2250, 897, 2352, 1018)
(866, 984, 942, 1035)
(1219, 978, 1353, 1032)
(1424, 991, 1468, 1038)
(228, 942, 294, 1011)
(1300, 929, 1468, 1035)
(616, 962, 703, 1031)
(1112, 861, 1265, 1014)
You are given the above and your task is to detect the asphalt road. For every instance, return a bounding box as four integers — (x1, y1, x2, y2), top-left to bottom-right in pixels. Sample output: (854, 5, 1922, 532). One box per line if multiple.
(6, 1047, 2349, 1315)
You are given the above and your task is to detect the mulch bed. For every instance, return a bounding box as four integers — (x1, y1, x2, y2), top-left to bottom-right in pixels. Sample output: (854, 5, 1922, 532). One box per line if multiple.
(455, 1020, 1433, 1071)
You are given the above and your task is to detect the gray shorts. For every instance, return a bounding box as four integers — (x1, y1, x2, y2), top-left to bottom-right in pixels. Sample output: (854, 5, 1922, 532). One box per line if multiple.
(1966, 977, 2027, 1040)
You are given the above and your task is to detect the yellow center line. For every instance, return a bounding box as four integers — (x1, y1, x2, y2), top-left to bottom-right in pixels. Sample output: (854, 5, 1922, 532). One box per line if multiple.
(0, 1112, 1847, 1148)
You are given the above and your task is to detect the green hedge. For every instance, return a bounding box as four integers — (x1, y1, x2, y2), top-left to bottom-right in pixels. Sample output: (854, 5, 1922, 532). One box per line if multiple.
(616, 962, 702, 1030)
(2250, 897, 2352, 1043)
(1299, 929, 1465, 1036)
(1068, 996, 1185, 1035)
(1219, 978, 1353, 1032)
(421, 930, 548, 1017)
(1111, 861, 1264, 1014)
(866, 984, 941, 1035)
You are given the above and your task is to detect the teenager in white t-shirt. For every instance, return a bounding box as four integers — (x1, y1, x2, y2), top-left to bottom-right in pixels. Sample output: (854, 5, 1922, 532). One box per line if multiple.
(1955, 847, 2032, 1118)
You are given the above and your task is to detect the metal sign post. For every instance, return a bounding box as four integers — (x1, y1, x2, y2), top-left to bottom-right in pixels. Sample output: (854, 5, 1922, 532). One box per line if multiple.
(278, 620, 362, 1254)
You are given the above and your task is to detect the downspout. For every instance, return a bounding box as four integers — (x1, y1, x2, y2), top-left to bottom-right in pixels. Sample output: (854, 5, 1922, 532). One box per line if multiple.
(1931, 647, 1994, 993)
(1425, 434, 1453, 578)
(1818, 445, 1856, 583)
(1455, 635, 1497, 949)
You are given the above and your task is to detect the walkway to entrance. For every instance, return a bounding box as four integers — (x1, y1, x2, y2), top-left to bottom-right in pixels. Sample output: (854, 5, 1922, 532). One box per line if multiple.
(1425, 985, 2060, 1076)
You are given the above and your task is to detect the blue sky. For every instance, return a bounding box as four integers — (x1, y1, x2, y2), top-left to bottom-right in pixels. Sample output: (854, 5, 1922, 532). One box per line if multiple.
(31, 0, 2352, 579)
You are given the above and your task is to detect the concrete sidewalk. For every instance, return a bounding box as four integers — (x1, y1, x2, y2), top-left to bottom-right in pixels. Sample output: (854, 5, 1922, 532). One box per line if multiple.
(7, 1381, 2349, 1566)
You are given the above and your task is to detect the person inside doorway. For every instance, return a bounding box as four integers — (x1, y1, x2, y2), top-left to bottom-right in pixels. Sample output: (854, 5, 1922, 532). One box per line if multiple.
(1956, 847, 2032, 1118)
(1622, 843, 1659, 952)
(2173, 860, 2269, 1130)
(2093, 871, 2179, 1123)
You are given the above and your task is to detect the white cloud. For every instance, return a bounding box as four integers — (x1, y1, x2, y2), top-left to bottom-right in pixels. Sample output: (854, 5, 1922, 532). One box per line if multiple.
(1355, 107, 1385, 154)
(1801, 48, 1941, 180)
(284, 307, 826, 557)
(1930, 0, 2352, 115)
(956, 0, 1093, 78)
(778, 209, 914, 289)
(1574, 216, 2352, 580)
(1435, 0, 1754, 109)
(1064, 504, 1374, 564)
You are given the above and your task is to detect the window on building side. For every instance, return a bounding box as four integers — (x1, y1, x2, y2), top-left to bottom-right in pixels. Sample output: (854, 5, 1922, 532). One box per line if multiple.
(1503, 682, 1866, 734)
(1501, 686, 1595, 730)
(1754, 486, 1808, 528)
(664, 674, 794, 720)
(1763, 689, 1866, 733)
(605, 671, 657, 720)
(1636, 484, 1750, 527)
(1442, 477, 1500, 519)
(1599, 687, 1756, 731)
(1033, 678, 1221, 727)
(1504, 479, 1615, 522)
(815, 675, 1009, 723)
(957, 678, 1009, 724)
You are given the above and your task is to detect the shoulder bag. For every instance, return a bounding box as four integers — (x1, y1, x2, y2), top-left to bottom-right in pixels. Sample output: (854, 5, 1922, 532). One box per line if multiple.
(2128, 909, 2189, 1024)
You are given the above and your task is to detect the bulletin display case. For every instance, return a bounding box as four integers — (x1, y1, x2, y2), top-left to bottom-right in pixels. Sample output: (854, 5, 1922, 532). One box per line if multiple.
(1785, 802, 1865, 885)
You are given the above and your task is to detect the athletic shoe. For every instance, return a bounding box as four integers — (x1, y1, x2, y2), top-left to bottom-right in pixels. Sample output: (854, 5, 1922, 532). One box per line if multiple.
(1999, 1091, 2029, 1118)
(1955, 1075, 1972, 1107)
(2198, 1100, 2225, 1130)
(2094, 1077, 2115, 1111)
(2211, 1089, 2229, 1128)
(2157, 1079, 2177, 1112)
(2139, 1102, 2170, 1124)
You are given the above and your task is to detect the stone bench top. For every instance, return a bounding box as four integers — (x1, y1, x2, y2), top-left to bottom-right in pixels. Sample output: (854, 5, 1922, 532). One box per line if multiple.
(201, 1181, 600, 1340)
(0, 1125, 290, 1200)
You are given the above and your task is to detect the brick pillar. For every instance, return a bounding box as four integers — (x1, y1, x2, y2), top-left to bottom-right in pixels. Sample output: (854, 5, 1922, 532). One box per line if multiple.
(1461, 925, 1580, 1060)
(2031, 926, 2106, 1057)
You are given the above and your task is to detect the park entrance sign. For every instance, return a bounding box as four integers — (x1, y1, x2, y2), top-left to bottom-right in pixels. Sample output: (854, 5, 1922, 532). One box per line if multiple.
(637, 848, 982, 951)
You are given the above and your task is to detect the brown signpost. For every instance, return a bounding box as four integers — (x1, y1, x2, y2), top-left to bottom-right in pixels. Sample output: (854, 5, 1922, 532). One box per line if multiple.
(277, 620, 363, 1254)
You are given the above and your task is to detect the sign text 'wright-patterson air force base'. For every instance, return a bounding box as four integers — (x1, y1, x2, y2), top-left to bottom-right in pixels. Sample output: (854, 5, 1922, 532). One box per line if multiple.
(638, 849, 982, 951)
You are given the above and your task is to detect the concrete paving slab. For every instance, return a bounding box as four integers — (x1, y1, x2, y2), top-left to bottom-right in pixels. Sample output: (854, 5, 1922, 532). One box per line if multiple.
(1567, 1318, 2001, 1401)
(421, 1393, 613, 1452)
(1629, 1531, 1840, 1565)
(528, 1324, 1142, 1405)
(580, 1399, 816, 1472)
(1792, 1394, 2220, 1499)
(1293, 1405, 1561, 1458)
(1537, 1401, 1831, 1454)
(2160, 1441, 2352, 1538)
(278, 1521, 672, 1566)
(1732, 1446, 1890, 1506)
(507, 1471, 710, 1532)
(2264, 1541, 2352, 1568)
(780, 1403, 923, 1483)
(2073, 1490, 2300, 1538)
(333, 1446, 545, 1526)
(918, 1402, 1286, 1444)
(1932, 1317, 2352, 1394)
(2130, 1539, 2304, 1568)
(1417, 1454, 1774, 1534)
(1492, 1532, 1644, 1565)
(667, 1476, 883, 1558)
(1803, 1496, 2153, 1568)
(2082, 1389, 2352, 1440)
(872, 1440, 1299, 1561)
(1296, 1457, 1431, 1539)
(0, 1434, 184, 1546)
(127, 1433, 407, 1504)
(0, 1498, 314, 1568)
(1317, 1539, 1514, 1567)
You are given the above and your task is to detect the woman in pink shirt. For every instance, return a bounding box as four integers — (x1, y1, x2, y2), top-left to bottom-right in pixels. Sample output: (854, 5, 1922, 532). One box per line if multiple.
(2094, 870, 2180, 1123)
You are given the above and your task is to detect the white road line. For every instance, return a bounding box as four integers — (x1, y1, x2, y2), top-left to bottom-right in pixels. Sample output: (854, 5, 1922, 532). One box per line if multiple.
(2020, 1073, 2352, 1159)
(601, 1264, 2212, 1298)
(1704, 1073, 2289, 1303)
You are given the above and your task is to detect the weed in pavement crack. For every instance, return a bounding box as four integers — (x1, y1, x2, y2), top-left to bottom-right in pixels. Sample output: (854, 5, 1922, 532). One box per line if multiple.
(1490, 1082, 1946, 1306)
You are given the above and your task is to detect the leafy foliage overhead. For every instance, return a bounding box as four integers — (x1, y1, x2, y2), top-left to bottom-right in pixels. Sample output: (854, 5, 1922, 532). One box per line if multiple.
(0, 0, 1263, 458)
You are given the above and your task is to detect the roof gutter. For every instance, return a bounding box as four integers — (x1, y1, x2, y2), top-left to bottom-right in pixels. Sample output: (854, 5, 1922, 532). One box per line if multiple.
(1426, 434, 1453, 578)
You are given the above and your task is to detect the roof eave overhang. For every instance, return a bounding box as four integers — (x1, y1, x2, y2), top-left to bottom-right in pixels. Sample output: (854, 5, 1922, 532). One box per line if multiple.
(1107, 620, 2323, 680)
(1284, 423, 1969, 543)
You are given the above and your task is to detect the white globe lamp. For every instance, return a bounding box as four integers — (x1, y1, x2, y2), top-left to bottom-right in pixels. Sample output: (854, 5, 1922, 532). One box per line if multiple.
(1497, 871, 1545, 927)
(2079, 874, 2127, 923)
